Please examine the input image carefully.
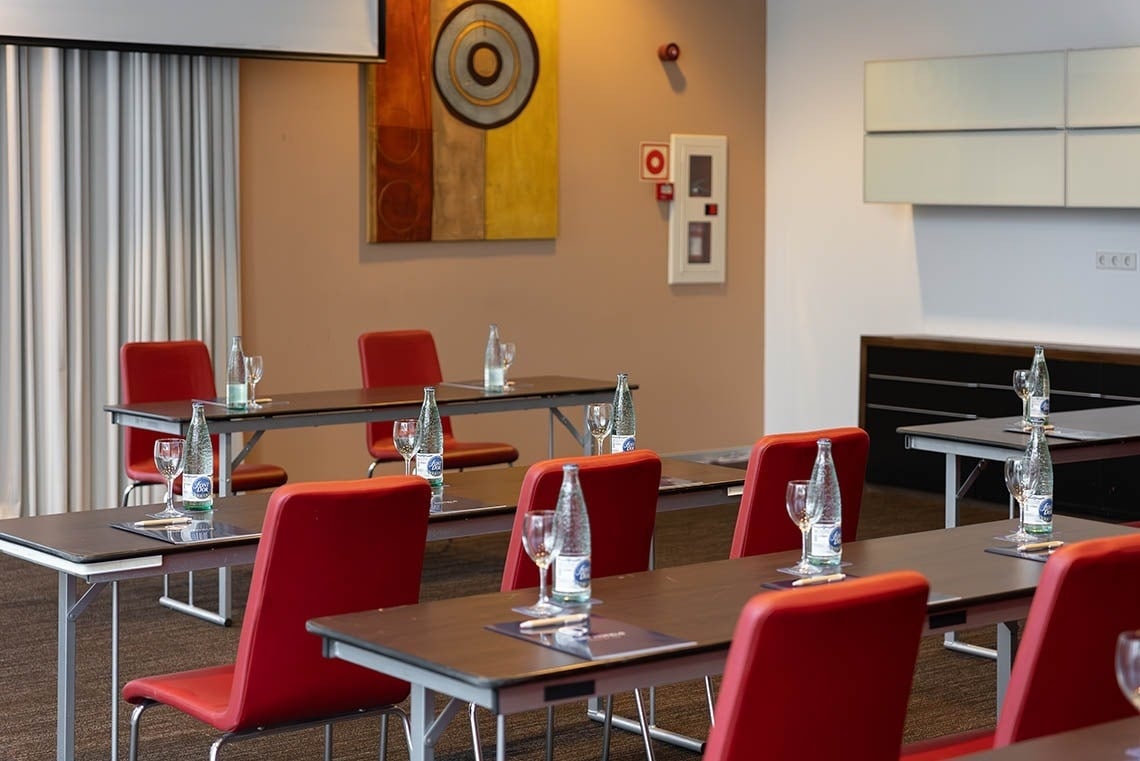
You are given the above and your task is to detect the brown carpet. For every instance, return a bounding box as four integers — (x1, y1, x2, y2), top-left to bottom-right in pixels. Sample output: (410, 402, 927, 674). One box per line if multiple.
(0, 484, 1009, 760)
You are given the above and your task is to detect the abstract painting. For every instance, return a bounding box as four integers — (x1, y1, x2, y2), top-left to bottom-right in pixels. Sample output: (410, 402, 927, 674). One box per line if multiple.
(366, 0, 558, 242)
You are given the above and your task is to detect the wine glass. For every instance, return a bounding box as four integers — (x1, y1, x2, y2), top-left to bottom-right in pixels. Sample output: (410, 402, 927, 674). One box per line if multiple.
(392, 418, 419, 476)
(148, 438, 186, 519)
(1117, 630, 1140, 707)
(997, 456, 1036, 543)
(777, 480, 823, 577)
(500, 342, 517, 386)
(1012, 369, 1031, 431)
(585, 402, 613, 456)
(245, 355, 264, 408)
(517, 510, 563, 616)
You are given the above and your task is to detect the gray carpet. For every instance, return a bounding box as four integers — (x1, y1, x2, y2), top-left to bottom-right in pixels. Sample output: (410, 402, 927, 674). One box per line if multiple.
(0, 484, 1009, 761)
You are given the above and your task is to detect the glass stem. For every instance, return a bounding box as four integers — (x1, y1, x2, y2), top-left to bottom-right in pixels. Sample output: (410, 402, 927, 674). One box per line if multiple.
(538, 563, 548, 604)
(801, 527, 811, 565)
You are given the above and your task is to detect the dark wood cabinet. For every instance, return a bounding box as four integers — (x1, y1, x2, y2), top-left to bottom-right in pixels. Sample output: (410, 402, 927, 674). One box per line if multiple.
(860, 335, 1140, 520)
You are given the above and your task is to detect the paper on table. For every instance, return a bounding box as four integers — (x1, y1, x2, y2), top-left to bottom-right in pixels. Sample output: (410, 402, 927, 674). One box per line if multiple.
(487, 615, 694, 661)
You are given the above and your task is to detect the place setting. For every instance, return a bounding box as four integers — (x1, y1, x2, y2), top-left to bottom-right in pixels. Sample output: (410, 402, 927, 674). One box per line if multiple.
(986, 450, 1063, 563)
(486, 509, 693, 661)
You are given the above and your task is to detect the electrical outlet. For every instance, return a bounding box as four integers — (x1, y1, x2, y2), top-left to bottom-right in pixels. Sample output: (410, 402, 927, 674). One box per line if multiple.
(1096, 250, 1138, 271)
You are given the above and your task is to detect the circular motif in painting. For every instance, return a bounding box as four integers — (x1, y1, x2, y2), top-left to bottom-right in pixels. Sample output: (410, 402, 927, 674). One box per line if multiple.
(432, 1, 539, 129)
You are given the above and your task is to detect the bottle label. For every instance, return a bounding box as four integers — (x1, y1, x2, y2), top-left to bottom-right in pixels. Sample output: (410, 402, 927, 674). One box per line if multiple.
(226, 382, 248, 409)
(1029, 396, 1049, 420)
(610, 435, 636, 453)
(808, 521, 841, 563)
(1023, 494, 1053, 528)
(415, 453, 443, 483)
(484, 366, 504, 391)
(553, 555, 591, 599)
(181, 473, 213, 509)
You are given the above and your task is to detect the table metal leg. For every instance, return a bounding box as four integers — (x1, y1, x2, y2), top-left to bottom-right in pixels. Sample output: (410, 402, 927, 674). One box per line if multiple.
(942, 453, 999, 663)
(57, 573, 77, 761)
(111, 581, 119, 761)
(997, 620, 1020, 715)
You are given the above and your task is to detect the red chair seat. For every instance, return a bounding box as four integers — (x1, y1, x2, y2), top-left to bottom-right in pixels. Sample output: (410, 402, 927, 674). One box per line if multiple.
(367, 435, 519, 469)
(124, 665, 235, 730)
(125, 459, 288, 495)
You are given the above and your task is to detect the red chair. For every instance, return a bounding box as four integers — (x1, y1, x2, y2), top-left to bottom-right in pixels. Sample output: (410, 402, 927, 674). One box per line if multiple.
(119, 340, 288, 506)
(703, 571, 929, 761)
(729, 427, 870, 559)
(123, 476, 432, 760)
(357, 330, 519, 476)
(902, 532, 1140, 760)
(470, 450, 663, 761)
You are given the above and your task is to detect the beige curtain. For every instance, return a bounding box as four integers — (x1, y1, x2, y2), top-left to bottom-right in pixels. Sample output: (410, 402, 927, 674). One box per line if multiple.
(0, 47, 240, 517)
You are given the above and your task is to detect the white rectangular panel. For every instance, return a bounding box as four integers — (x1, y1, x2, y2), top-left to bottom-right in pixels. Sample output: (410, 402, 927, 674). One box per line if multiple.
(0, 0, 381, 60)
(1067, 129, 1140, 207)
(864, 131, 1065, 206)
(1068, 47, 1140, 128)
(668, 134, 727, 285)
(865, 52, 1065, 132)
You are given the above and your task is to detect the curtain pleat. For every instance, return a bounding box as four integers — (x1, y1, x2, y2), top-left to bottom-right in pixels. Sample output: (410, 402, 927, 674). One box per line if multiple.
(0, 46, 240, 517)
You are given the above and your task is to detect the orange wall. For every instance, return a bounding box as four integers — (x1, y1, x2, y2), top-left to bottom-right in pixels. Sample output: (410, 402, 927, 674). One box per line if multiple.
(239, 0, 766, 482)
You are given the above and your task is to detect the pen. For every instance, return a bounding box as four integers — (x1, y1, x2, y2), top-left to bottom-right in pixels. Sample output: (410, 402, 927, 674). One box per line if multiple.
(1018, 540, 1064, 553)
(253, 398, 273, 404)
(519, 613, 589, 630)
(792, 573, 847, 587)
(133, 517, 192, 528)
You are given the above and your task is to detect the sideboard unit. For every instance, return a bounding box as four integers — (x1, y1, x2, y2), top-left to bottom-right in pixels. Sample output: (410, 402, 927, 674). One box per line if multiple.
(860, 335, 1140, 520)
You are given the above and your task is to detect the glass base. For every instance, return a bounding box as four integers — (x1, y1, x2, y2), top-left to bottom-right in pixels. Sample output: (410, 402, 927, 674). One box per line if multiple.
(513, 600, 564, 617)
(995, 524, 1055, 543)
(778, 561, 822, 578)
(146, 505, 186, 520)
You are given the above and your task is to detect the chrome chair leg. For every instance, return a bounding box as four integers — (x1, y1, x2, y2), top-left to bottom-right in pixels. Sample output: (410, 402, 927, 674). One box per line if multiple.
(601, 695, 614, 761)
(545, 705, 554, 761)
(128, 700, 155, 761)
(367, 459, 380, 478)
(632, 688, 656, 761)
(379, 713, 388, 761)
(704, 675, 717, 726)
(468, 701, 485, 761)
(324, 722, 333, 761)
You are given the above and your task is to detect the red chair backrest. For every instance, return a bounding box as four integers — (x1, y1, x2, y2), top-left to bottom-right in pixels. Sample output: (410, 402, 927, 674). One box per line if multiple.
(993, 532, 1140, 746)
(729, 427, 870, 558)
(704, 570, 929, 761)
(358, 330, 457, 444)
(500, 450, 663, 592)
(223, 476, 431, 730)
(120, 340, 219, 467)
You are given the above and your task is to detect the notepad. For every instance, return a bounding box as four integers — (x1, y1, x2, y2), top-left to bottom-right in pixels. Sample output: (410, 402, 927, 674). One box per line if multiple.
(487, 615, 694, 661)
(984, 546, 1053, 563)
(111, 520, 260, 545)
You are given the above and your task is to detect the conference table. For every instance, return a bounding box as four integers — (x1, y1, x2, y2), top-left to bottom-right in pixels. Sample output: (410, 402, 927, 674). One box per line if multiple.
(105, 375, 629, 624)
(0, 457, 743, 761)
(953, 715, 1140, 759)
(899, 405, 1140, 529)
(900, 406, 1140, 661)
(308, 516, 1139, 761)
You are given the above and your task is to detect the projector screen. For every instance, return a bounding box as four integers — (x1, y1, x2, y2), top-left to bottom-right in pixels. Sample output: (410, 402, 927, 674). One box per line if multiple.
(0, 0, 385, 61)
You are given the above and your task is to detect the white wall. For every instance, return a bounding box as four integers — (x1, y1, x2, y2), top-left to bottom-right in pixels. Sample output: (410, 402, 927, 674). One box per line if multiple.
(766, 0, 1140, 434)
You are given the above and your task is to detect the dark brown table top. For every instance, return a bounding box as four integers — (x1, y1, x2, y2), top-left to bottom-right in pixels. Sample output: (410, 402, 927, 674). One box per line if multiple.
(103, 375, 628, 426)
(898, 404, 1140, 452)
(955, 716, 1140, 759)
(307, 516, 1138, 691)
(0, 457, 743, 566)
